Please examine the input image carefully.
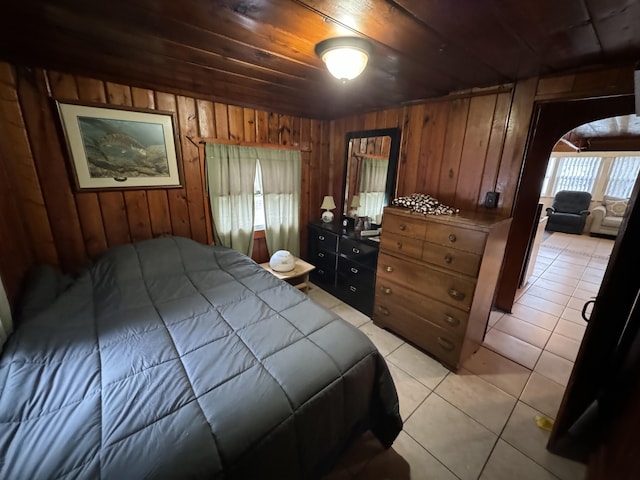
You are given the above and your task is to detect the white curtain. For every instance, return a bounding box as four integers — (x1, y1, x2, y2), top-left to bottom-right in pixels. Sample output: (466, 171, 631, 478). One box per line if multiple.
(358, 156, 388, 223)
(258, 148, 301, 256)
(0, 276, 12, 352)
(205, 143, 257, 256)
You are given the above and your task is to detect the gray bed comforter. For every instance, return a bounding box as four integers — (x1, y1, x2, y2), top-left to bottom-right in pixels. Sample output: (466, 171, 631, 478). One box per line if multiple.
(0, 236, 401, 479)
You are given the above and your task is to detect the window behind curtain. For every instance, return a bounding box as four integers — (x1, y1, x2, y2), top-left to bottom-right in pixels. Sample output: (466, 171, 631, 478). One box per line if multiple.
(553, 156, 601, 194)
(254, 162, 265, 231)
(605, 156, 640, 198)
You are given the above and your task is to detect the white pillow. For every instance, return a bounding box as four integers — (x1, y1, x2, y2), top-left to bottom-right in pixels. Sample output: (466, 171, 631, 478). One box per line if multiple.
(603, 196, 628, 217)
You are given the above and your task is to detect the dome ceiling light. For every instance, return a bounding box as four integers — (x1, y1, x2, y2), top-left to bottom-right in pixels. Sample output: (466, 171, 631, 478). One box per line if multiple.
(314, 36, 373, 82)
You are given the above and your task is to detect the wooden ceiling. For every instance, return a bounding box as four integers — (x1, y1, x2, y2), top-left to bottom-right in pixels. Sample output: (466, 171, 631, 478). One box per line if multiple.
(559, 115, 640, 152)
(1, 0, 640, 119)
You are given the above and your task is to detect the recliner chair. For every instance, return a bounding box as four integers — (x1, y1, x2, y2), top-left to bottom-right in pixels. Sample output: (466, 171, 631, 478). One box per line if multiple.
(545, 190, 592, 234)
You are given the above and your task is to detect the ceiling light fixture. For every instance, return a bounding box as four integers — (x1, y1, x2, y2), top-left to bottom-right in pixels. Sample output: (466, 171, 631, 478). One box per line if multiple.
(315, 36, 372, 82)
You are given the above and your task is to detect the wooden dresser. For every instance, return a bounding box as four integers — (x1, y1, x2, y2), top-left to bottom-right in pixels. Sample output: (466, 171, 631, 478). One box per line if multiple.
(373, 206, 512, 371)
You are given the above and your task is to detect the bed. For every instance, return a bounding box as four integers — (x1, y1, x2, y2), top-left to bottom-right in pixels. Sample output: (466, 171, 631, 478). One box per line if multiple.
(0, 236, 402, 479)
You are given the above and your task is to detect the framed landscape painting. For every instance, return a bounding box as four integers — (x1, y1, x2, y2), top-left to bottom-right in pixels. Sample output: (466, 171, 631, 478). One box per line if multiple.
(55, 100, 183, 190)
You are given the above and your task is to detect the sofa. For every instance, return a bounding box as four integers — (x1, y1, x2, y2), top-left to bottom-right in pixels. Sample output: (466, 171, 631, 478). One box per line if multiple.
(589, 195, 628, 237)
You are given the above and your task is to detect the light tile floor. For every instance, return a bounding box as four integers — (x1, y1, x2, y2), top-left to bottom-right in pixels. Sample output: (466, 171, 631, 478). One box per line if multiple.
(315, 231, 615, 480)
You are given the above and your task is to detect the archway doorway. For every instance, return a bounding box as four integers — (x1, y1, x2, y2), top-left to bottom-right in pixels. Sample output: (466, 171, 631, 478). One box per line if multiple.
(495, 93, 640, 470)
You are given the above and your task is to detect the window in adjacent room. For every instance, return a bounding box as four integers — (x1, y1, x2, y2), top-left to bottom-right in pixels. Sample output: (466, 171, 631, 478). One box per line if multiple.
(552, 156, 601, 194)
(543, 153, 640, 200)
(605, 156, 640, 198)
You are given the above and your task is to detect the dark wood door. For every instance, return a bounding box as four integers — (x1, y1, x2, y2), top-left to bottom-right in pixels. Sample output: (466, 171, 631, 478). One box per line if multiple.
(547, 176, 640, 468)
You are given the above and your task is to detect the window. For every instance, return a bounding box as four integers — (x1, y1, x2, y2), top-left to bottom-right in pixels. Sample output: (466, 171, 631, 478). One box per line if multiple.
(541, 157, 557, 196)
(552, 156, 601, 194)
(254, 161, 265, 231)
(543, 153, 640, 202)
(605, 156, 640, 198)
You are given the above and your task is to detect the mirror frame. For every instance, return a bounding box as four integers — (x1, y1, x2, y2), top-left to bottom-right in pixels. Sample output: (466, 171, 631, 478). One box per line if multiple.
(341, 127, 401, 225)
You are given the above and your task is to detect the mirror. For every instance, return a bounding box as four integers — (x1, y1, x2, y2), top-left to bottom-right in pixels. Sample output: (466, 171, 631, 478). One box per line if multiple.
(342, 127, 401, 225)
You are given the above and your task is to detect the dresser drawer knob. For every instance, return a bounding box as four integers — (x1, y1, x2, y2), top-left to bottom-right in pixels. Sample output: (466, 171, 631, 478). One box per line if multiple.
(318, 252, 325, 258)
(352, 247, 360, 254)
(377, 306, 390, 316)
(384, 265, 394, 272)
(380, 286, 392, 294)
(444, 315, 460, 327)
(444, 254, 453, 264)
(448, 233, 457, 243)
(318, 235, 325, 241)
(399, 223, 407, 231)
(448, 289, 465, 301)
(396, 241, 403, 249)
(437, 337, 454, 351)
(318, 269, 325, 275)
(349, 286, 357, 292)
(350, 267, 359, 274)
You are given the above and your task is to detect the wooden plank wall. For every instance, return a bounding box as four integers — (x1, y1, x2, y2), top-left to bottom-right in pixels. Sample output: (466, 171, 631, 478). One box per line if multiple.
(330, 86, 518, 217)
(329, 66, 634, 313)
(0, 62, 329, 305)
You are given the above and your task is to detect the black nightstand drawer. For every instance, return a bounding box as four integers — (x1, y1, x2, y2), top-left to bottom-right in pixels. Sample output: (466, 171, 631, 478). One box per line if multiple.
(309, 226, 339, 252)
(339, 237, 378, 267)
(336, 280, 374, 316)
(312, 249, 337, 272)
(338, 257, 375, 288)
(311, 267, 336, 286)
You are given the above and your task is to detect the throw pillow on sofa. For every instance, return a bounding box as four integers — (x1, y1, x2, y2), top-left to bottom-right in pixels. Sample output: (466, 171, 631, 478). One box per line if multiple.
(603, 195, 628, 217)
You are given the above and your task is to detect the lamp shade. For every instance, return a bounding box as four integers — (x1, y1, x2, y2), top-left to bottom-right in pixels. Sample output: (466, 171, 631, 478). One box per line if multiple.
(320, 195, 336, 210)
(315, 37, 372, 81)
(350, 195, 361, 208)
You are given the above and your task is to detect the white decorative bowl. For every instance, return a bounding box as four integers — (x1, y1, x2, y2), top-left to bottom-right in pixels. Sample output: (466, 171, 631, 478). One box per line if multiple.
(269, 250, 296, 272)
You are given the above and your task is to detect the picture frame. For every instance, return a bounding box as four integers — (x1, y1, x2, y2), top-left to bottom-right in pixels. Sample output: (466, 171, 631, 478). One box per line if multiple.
(55, 100, 183, 190)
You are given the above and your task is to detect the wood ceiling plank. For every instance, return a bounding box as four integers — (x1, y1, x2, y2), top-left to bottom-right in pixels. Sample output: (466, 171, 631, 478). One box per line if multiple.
(297, 0, 506, 85)
(5, 35, 332, 117)
(2, 0, 639, 120)
(392, 0, 542, 79)
(7, 11, 433, 118)
(490, 0, 603, 68)
(586, 0, 640, 58)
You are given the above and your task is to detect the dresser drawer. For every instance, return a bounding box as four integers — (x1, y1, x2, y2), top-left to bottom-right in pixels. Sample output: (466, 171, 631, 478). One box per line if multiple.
(425, 223, 486, 254)
(310, 267, 336, 286)
(383, 213, 426, 240)
(309, 227, 339, 252)
(421, 241, 482, 277)
(373, 301, 462, 368)
(339, 237, 378, 267)
(338, 257, 376, 288)
(377, 252, 476, 310)
(380, 231, 423, 260)
(374, 278, 468, 337)
(311, 249, 337, 272)
(337, 281, 374, 316)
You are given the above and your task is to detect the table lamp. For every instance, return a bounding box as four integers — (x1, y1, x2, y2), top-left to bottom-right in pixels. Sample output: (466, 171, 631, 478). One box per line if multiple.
(321, 195, 336, 222)
(350, 195, 361, 217)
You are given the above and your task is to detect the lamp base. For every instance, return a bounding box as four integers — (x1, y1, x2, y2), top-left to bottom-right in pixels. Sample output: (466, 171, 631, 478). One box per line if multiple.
(321, 210, 334, 223)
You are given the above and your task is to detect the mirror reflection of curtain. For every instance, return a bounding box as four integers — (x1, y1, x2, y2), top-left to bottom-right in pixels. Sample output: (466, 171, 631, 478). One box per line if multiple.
(0, 276, 12, 353)
(205, 143, 257, 256)
(358, 156, 388, 223)
(256, 147, 301, 256)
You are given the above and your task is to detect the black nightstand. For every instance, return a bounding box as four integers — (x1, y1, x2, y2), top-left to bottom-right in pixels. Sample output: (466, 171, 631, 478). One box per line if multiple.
(307, 222, 379, 316)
